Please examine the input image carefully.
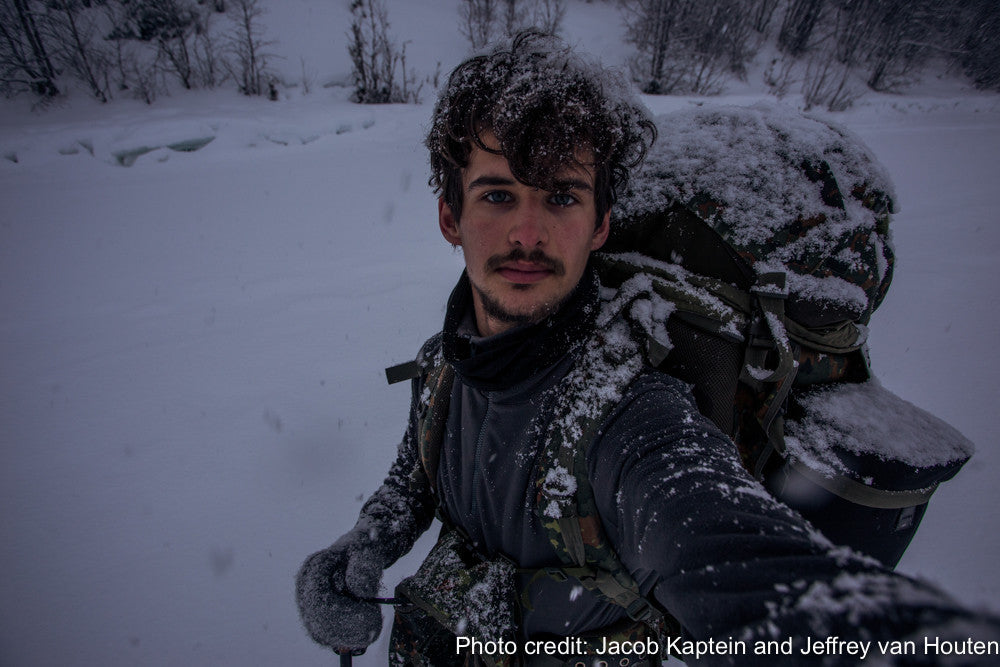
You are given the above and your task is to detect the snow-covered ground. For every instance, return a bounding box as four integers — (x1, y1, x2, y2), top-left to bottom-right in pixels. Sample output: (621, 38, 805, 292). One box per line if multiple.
(1, 1, 999, 665)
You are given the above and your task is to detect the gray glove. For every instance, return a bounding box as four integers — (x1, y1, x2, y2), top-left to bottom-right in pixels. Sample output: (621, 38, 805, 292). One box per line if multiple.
(295, 530, 386, 653)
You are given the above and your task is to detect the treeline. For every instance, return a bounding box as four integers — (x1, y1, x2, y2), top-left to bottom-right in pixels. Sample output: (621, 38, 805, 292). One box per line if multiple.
(4, 0, 999, 109)
(345, 0, 567, 104)
(1, 0, 274, 104)
(348, 0, 1000, 112)
(621, 0, 1000, 110)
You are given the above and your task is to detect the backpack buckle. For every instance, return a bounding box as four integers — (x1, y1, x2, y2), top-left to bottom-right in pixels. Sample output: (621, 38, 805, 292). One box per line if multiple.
(625, 597, 656, 623)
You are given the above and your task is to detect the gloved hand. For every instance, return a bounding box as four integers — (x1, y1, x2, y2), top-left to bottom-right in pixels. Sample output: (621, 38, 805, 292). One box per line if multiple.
(295, 530, 386, 653)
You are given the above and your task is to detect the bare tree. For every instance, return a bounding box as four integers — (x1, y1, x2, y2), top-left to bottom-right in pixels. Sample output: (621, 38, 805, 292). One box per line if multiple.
(713, 0, 758, 78)
(499, 0, 524, 37)
(461, 0, 565, 50)
(108, 0, 201, 90)
(347, 0, 419, 103)
(763, 55, 796, 97)
(830, 0, 875, 66)
(225, 0, 274, 96)
(861, 0, 935, 91)
(621, 0, 684, 94)
(529, 0, 566, 36)
(778, 0, 826, 56)
(190, 6, 222, 88)
(955, 0, 1000, 90)
(459, 0, 497, 49)
(129, 50, 160, 103)
(750, 0, 780, 33)
(0, 0, 60, 97)
(819, 0, 941, 93)
(801, 48, 859, 110)
(45, 0, 110, 102)
(622, 0, 758, 94)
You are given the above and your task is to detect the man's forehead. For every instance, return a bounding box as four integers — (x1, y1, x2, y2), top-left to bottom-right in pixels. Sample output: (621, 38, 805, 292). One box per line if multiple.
(464, 139, 597, 192)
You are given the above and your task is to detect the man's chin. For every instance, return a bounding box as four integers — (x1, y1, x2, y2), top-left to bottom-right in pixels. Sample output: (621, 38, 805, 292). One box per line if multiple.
(477, 285, 558, 327)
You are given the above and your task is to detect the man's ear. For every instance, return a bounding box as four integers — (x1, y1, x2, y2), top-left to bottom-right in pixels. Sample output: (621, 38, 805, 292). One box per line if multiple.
(439, 198, 462, 246)
(590, 210, 611, 251)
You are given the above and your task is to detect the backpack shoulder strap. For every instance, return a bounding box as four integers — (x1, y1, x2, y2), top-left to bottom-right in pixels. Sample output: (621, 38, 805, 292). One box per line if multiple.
(416, 360, 453, 495)
(534, 300, 681, 638)
(386, 336, 454, 496)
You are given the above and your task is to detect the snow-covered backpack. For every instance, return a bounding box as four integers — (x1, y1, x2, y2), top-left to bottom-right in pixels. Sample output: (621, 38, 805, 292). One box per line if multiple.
(605, 104, 973, 567)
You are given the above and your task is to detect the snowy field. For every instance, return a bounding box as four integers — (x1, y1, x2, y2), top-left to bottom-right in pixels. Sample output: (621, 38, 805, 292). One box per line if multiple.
(2, 1, 1000, 665)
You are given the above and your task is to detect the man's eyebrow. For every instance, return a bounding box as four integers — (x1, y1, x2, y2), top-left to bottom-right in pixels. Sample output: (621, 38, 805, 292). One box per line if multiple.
(467, 175, 516, 191)
(466, 175, 594, 192)
(552, 178, 593, 192)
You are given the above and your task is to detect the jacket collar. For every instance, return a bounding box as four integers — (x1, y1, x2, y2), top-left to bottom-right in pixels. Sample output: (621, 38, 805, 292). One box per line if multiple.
(441, 264, 600, 392)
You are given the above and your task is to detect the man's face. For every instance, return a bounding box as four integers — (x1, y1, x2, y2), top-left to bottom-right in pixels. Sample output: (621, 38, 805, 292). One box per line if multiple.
(439, 132, 610, 337)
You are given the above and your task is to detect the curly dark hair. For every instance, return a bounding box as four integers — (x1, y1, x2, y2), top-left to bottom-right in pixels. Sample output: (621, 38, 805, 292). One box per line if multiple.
(426, 32, 656, 224)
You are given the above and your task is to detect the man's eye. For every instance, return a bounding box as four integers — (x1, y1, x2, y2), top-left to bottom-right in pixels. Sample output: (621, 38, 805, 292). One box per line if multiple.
(484, 191, 513, 204)
(549, 193, 576, 207)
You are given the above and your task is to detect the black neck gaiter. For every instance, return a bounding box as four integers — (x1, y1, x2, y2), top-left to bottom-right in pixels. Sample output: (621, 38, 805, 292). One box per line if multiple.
(441, 265, 600, 392)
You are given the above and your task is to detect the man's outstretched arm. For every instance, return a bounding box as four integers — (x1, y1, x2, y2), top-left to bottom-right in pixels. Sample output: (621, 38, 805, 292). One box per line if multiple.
(591, 371, 998, 664)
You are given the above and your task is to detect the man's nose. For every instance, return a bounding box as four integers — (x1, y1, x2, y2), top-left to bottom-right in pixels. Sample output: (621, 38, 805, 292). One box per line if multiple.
(508, 200, 548, 247)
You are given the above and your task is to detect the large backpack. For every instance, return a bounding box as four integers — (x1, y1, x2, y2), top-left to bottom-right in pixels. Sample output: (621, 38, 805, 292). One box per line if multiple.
(604, 103, 973, 567)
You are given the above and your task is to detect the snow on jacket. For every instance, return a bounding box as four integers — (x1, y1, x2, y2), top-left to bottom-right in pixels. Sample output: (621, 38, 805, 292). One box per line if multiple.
(354, 266, 997, 665)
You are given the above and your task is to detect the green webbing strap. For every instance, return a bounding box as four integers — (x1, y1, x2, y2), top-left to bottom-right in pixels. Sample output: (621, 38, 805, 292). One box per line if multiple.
(736, 273, 798, 479)
(785, 317, 867, 355)
(741, 272, 797, 388)
(683, 272, 753, 313)
(597, 252, 867, 360)
(758, 373, 796, 460)
(416, 361, 454, 495)
(557, 516, 587, 566)
(785, 458, 938, 509)
(595, 253, 751, 338)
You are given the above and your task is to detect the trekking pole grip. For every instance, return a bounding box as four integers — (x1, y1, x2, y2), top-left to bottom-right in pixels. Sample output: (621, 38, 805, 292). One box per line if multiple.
(336, 647, 366, 666)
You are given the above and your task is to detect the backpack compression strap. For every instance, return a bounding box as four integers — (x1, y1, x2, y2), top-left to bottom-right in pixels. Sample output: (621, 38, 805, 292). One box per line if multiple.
(739, 272, 799, 477)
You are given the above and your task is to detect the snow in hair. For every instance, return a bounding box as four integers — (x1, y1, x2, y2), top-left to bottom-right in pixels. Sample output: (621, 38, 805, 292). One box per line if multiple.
(426, 31, 656, 215)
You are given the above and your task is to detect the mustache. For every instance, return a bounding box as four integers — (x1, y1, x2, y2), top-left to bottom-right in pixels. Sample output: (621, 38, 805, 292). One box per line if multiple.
(485, 248, 565, 276)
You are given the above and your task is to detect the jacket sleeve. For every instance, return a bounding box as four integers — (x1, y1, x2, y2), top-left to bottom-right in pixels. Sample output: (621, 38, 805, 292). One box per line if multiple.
(588, 371, 998, 664)
(347, 340, 439, 568)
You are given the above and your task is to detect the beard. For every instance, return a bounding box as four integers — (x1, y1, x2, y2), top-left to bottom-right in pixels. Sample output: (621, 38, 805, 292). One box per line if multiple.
(472, 247, 568, 326)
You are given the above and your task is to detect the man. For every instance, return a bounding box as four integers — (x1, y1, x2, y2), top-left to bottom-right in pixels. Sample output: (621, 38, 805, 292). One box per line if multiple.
(297, 34, 996, 666)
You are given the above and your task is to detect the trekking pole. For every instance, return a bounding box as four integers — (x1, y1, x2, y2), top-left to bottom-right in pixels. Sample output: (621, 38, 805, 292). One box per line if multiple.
(335, 597, 402, 666)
